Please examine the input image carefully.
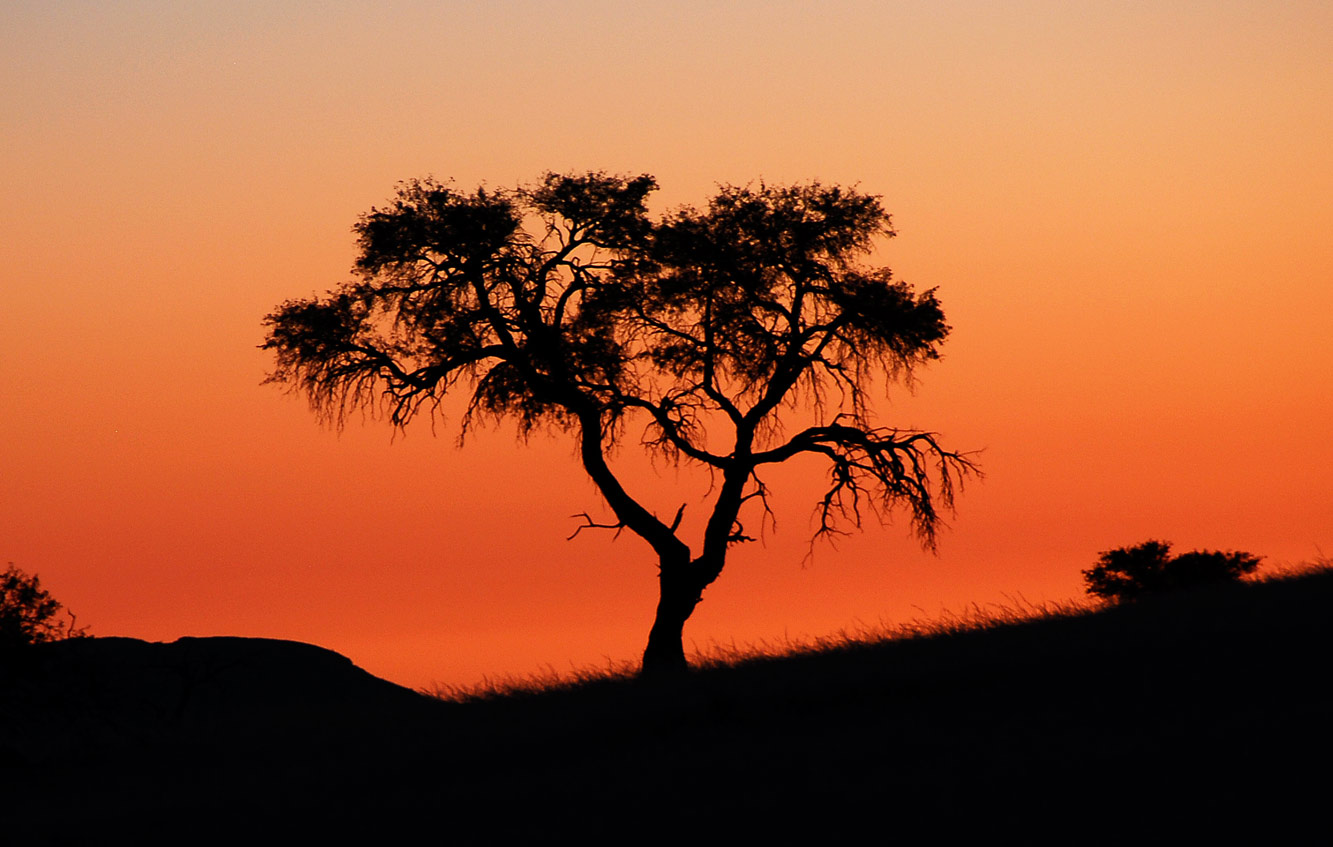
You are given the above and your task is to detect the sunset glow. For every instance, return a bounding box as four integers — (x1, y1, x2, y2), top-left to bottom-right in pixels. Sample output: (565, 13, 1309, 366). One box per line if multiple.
(3, 1, 1330, 689)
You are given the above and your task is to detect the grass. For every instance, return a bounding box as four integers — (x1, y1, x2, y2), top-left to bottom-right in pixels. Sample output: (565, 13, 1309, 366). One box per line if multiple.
(10, 556, 1333, 840)
(1251, 549, 1332, 582)
(422, 657, 641, 702)
(411, 560, 1333, 836)
(423, 595, 1098, 703)
(429, 552, 1332, 703)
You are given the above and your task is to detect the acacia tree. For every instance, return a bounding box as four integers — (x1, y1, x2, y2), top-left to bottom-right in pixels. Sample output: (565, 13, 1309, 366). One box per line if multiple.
(1083, 540, 1263, 603)
(263, 172, 975, 675)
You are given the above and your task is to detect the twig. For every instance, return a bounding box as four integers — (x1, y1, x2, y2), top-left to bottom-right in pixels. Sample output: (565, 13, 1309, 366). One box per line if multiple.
(567, 512, 628, 541)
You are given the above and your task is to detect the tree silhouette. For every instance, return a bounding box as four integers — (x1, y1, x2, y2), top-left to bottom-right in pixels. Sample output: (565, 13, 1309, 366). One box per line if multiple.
(263, 172, 975, 675)
(1082, 540, 1262, 604)
(1, 563, 86, 650)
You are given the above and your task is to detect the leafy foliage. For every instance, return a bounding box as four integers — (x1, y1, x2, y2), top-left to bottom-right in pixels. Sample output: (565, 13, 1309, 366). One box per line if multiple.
(1082, 540, 1262, 603)
(1, 563, 86, 650)
(263, 171, 975, 672)
(263, 174, 969, 538)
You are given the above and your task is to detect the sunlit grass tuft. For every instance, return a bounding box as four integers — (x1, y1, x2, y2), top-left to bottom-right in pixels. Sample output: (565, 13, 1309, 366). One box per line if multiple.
(421, 657, 640, 703)
(692, 595, 1098, 669)
(423, 594, 1098, 702)
(1251, 548, 1333, 583)
(423, 548, 1331, 703)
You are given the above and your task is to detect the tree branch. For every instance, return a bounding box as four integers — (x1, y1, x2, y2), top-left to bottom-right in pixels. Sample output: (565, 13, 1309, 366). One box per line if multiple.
(567, 512, 627, 541)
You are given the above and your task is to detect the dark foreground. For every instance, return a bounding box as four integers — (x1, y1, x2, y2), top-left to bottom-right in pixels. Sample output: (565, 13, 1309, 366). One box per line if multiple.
(4, 570, 1331, 842)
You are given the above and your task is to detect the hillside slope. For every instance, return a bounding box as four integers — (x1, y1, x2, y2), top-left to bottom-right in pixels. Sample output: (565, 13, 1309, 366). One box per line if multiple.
(4, 570, 1330, 840)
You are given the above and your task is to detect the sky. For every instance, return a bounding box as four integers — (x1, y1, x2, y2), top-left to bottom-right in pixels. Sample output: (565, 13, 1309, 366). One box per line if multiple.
(3, 1, 1330, 690)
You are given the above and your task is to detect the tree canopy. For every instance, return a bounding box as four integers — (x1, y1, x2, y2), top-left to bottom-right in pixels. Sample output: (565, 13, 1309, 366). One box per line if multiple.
(263, 172, 975, 673)
(1082, 540, 1262, 603)
(1, 563, 85, 651)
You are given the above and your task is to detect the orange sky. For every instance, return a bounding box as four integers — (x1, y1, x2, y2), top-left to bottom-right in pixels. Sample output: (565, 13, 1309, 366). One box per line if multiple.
(3, 1, 1330, 689)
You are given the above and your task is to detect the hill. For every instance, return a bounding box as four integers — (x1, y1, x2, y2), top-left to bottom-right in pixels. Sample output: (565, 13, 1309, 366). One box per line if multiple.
(4, 568, 1331, 841)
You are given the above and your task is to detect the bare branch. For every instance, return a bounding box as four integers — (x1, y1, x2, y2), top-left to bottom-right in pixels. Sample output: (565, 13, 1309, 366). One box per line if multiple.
(567, 512, 628, 541)
(669, 503, 687, 532)
(727, 522, 756, 545)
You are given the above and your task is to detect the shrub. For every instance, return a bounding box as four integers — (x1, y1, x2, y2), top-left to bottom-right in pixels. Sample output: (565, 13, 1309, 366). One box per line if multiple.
(0, 563, 86, 650)
(1082, 540, 1262, 604)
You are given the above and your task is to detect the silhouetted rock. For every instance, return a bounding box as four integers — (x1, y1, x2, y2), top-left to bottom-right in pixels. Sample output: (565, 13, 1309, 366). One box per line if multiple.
(0, 636, 435, 766)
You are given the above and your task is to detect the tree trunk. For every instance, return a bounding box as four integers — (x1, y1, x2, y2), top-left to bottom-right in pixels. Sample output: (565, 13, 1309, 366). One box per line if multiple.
(640, 560, 706, 676)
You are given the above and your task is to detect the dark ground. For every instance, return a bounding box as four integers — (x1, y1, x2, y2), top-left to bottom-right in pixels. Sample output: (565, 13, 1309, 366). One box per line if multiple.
(3, 570, 1330, 843)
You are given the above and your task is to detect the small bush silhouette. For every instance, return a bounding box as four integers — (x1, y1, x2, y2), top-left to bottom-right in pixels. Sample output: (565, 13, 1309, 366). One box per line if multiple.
(1082, 540, 1262, 603)
(0, 563, 86, 650)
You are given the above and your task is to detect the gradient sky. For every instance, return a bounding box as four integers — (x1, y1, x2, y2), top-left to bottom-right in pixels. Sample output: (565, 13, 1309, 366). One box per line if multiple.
(3, 1, 1330, 689)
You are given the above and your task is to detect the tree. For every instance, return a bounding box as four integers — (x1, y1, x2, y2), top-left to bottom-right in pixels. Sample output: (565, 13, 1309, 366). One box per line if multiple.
(1082, 540, 1262, 604)
(262, 172, 975, 675)
(1, 563, 86, 650)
